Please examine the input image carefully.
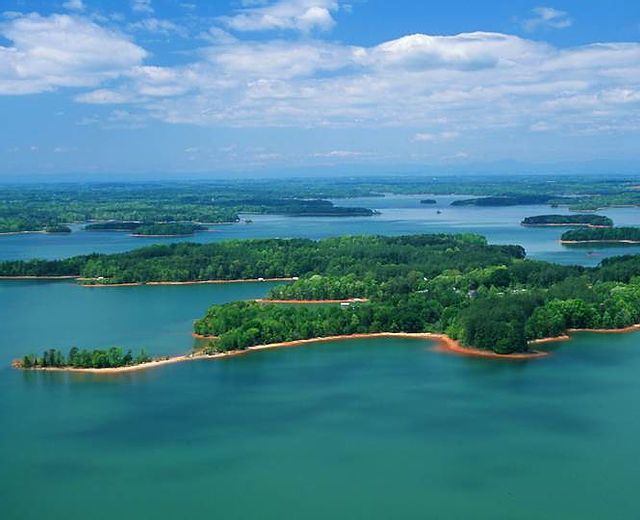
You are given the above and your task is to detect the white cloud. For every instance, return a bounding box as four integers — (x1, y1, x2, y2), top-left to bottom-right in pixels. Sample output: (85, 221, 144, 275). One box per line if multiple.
(63, 0, 85, 11)
(220, 0, 340, 32)
(2, 9, 638, 141)
(132, 0, 154, 15)
(522, 6, 573, 32)
(73, 29, 640, 138)
(313, 150, 365, 157)
(0, 13, 146, 95)
(128, 18, 186, 36)
(413, 131, 459, 142)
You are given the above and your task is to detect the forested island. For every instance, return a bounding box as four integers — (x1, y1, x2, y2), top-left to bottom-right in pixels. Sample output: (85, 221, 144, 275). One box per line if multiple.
(8, 233, 640, 360)
(561, 227, 640, 244)
(451, 195, 563, 207)
(85, 221, 142, 231)
(16, 347, 152, 370)
(521, 214, 613, 228)
(131, 223, 209, 236)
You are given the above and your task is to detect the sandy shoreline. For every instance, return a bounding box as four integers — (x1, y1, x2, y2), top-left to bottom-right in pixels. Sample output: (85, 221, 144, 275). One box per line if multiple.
(129, 233, 195, 238)
(561, 239, 640, 245)
(0, 275, 79, 280)
(254, 298, 368, 304)
(18, 324, 640, 375)
(0, 230, 47, 236)
(522, 224, 611, 229)
(14, 333, 545, 374)
(81, 277, 297, 287)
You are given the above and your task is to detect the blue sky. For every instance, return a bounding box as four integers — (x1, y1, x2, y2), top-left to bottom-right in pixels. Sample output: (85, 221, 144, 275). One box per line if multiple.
(0, 0, 639, 179)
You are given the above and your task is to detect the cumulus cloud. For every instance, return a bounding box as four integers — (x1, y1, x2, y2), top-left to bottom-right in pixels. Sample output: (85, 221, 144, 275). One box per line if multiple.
(1, 9, 639, 140)
(0, 13, 146, 94)
(521, 6, 573, 32)
(220, 0, 340, 32)
(81, 29, 638, 137)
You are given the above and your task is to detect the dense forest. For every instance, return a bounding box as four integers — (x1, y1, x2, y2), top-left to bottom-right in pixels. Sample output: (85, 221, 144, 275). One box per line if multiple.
(85, 221, 142, 231)
(194, 241, 640, 355)
(19, 347, 151, 369)
(521, 214, 613, 227)
(561, 227, 640, 243)
(7, 230, 640, 356)
(0, 234, 524, 284)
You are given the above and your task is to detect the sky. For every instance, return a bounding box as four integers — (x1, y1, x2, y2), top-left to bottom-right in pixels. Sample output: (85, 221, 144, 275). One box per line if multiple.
(0, 0, 639, 179)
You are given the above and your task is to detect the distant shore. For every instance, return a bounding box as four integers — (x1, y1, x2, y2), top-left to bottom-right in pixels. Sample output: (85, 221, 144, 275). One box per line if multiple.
(0, 275, 78, 280)
(0, 276, 296, 285)
(81, 277, 297, 287)
(522, 224, 611, 229)
(130, 233, 195, 238)
(0, 230, 47, 236)
(560, 239, 640, 245)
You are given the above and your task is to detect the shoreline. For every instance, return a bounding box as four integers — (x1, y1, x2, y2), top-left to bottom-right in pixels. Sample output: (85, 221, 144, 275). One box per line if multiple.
(561, 239, 640, 245)
(254, 298, 369, 305)
(130, 233, 195, 238)
(0, 276, 296, 286)
(14, 333, 546, 374)
(0, 230, 47, 236)
(18, 324, 640, 375)
(0, 275, 79, 280)
(81, 277, 298, 287)
(522, 223, 611, 229)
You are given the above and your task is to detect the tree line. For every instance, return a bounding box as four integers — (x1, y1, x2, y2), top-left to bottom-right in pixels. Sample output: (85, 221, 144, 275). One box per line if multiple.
(20, 347, 151, 369)
(561, 227, 640, 243)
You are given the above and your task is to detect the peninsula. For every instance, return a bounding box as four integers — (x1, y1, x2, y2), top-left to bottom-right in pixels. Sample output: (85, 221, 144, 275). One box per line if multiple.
(7, 233, 640, 362)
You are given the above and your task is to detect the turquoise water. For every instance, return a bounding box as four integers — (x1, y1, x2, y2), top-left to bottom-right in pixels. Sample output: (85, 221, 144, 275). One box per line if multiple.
(2, 331, 640, 519)
(3, 196, 640, 519)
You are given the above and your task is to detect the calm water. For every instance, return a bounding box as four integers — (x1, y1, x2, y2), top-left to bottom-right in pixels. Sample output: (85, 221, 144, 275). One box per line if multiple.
(2, 195, 640, 519)
(2, 194, 640, 265)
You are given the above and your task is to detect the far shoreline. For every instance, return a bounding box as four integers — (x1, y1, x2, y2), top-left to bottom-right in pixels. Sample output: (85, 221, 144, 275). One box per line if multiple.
(522, 223, 611, 229)
(561, 239, 640, 245)
(81, 277, 298, 287)
(0, 276, 297, 285)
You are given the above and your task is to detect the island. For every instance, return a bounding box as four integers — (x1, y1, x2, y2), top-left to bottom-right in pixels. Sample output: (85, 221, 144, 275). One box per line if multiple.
(44, 225, 72, 233)
(15, 347, 152, 370)
(85, 221, 142, 231)
(420, 199, 437, 204)
(131, 223, 209, 237)
(450, 195, 564, 207)
(521, 214, 613, 228)
(8, 233, 640, 368)
(561, 227, 640, 244)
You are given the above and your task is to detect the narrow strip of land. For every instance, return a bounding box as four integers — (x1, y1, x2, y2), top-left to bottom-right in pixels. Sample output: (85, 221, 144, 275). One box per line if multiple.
(254, 298, 369, 304)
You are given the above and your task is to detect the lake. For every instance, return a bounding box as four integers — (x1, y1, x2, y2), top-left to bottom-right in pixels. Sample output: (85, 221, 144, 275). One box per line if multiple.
(3, 194, 640, 265)
(1, 195, 640, 519)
